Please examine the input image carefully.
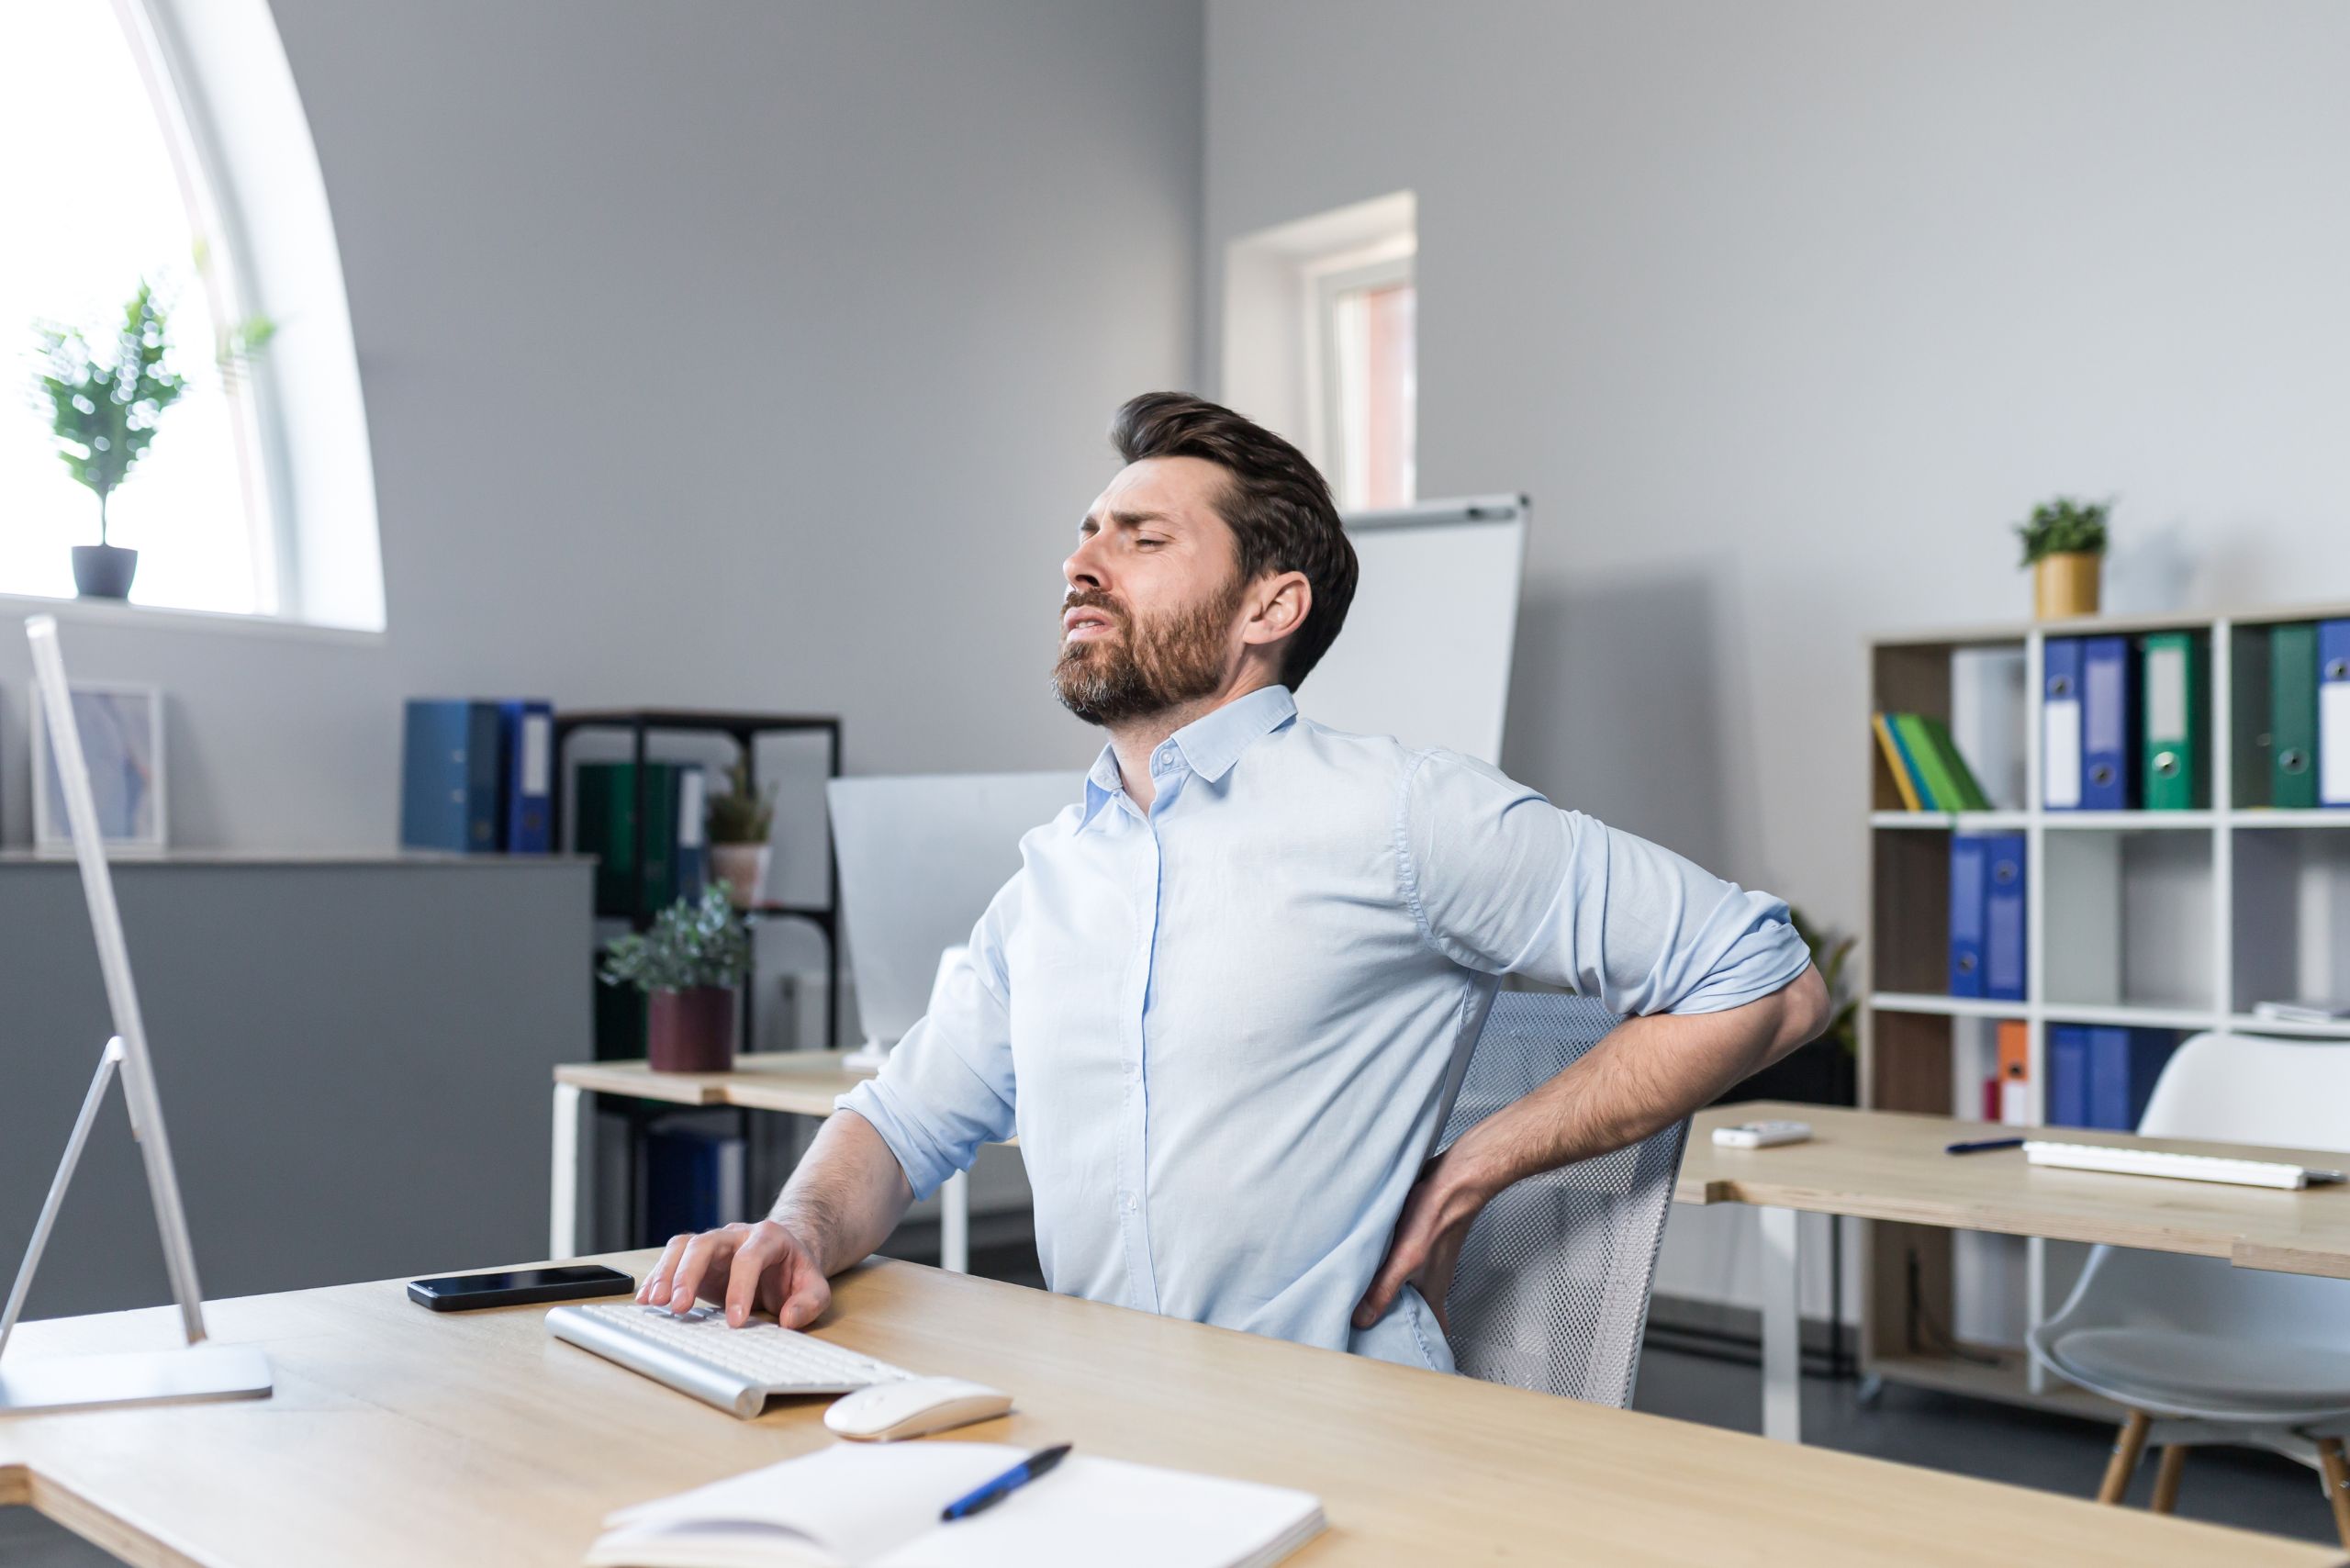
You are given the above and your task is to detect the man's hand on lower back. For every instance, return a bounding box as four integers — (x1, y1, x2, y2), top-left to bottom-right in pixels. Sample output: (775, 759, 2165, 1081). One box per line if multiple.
(635, 1217, 832, 1329)
(1353, 1143, 1503, 1334)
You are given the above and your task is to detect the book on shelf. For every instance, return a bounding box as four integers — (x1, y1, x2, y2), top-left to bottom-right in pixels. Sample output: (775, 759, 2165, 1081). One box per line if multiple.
(576, 761, 710, 918)
(2320, 619, 2349, 807)
(2139, 632, 2206, 811)
(1874, 711, 1992, 812)
(400, 697, 558, 854)
(2272, 622, 2322, 810)
(2045, 1025, 2177, 1131)
(1947, 833, 2023, 1002)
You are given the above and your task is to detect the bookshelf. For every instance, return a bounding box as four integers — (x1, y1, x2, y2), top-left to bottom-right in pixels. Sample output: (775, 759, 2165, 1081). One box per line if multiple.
(1862, 599, 2350, 1416)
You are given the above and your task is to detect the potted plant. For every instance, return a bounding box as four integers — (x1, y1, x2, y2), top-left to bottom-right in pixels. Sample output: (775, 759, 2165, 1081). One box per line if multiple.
(706, 756, 778, 911)
(32, 281, 271, 600)
(2015, 496, 2109, 622)
(599, 882, 753, 1071)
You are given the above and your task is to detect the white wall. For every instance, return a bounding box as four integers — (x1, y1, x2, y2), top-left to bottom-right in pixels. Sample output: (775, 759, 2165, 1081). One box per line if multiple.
(1, 0, 1202, 849)
(1203, 0, 2350, 1314)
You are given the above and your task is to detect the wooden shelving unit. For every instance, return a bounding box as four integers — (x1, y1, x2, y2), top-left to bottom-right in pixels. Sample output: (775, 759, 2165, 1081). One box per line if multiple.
(1861, 598, 2350, 1414)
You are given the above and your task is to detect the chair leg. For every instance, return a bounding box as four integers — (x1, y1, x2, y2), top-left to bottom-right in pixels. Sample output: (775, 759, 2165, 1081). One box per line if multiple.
(2317, 1437, 2350, 1551)
(2098, 1411, 2152, 1505)
(2149, 1445, 2186, 1515)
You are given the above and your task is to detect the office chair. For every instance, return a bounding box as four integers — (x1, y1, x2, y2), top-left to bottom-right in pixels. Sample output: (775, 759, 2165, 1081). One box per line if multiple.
(1438, 991, 1687, 1407)
(2026, 1032, 2350, 1546)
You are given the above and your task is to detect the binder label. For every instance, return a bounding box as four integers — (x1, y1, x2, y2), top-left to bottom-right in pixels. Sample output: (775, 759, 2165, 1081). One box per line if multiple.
(2146, 644, 2185, 739)
(521, 713, 552, 796)
(2043, 699, 2082, 809)
(2323, 681, 2350, 804)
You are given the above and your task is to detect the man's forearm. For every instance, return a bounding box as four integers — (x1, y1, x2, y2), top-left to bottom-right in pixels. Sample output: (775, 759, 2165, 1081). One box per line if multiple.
(1448, 965, 1829, 1196)
(767, 1110, 917, 1276)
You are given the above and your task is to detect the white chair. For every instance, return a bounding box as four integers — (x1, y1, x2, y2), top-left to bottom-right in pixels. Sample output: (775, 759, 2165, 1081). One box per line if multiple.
(2026, 1031, 2350, 1545)
(1438, 991, 1687, 1406)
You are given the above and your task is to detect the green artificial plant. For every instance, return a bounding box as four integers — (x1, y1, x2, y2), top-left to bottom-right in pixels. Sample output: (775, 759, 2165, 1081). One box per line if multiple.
(599, 883, 753, 993)
(2013, 496, 2110, 566)
(706, 756, 778, 845)
(31, 279, 275, 545)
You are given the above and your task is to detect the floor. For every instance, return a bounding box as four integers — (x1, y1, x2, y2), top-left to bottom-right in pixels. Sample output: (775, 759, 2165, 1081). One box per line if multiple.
(1632, 1345, 2340, 1547)
(6, 1313, 2338, 1561)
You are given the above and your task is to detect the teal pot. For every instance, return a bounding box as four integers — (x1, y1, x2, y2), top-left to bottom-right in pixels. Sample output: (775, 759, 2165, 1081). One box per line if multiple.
(72, 544, 138, 599)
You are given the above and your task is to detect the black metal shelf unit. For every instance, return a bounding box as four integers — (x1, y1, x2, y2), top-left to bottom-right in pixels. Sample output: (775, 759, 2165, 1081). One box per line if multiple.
(550, 708, 844, 1056)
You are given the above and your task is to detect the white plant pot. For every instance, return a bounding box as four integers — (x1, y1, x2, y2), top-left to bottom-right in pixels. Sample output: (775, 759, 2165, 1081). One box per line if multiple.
(710, 843, 771, 909)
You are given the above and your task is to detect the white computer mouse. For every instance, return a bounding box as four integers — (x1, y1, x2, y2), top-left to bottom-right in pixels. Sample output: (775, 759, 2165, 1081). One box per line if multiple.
(822, 1376, 1013, 1441)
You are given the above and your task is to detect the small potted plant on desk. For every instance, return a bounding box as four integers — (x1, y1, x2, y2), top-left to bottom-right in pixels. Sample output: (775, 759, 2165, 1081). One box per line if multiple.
(2016, 495, 2109, 621)
(706, 756, 778, 912)
(599, 883, 752, 1072)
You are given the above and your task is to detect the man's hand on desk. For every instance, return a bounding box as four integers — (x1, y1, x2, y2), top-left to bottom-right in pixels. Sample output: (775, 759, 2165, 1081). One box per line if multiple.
(637, 1218, 831, 1329)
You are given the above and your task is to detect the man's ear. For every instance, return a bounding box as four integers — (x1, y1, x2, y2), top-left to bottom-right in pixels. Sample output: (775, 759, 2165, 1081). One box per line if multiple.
(1239, 571, 1313, 649)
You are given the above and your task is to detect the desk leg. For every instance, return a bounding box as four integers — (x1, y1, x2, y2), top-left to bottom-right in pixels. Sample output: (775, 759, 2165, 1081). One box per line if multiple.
(942, 1170, 970, 1275)
(1759, 1205, 1802, 1444)
(552, 1083, 588, 1260)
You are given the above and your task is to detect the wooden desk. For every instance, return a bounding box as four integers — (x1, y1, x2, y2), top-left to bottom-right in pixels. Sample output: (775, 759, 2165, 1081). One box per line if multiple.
(550, 1054, 990, 1271)
(2, 1254, 2334, 1567)
(1682, 1102, 2350, 1442)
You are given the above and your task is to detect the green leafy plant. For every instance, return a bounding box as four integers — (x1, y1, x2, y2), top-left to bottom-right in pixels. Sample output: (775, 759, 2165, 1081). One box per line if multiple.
(706, 756, 778, 845)
(31, 280, 275, 545)
(1787, 904, 1858, 1058)
(599, 883, 753, 992)
(2014, 496, 2110, 566)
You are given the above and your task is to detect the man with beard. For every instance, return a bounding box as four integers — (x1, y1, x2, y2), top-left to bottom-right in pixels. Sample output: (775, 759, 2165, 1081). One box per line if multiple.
(642, 392, 1828, 1371)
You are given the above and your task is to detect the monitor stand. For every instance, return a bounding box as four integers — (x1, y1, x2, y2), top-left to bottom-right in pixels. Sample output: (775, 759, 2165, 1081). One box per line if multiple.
(0, 1037, 272, 1416)
(841, 1036, 893, 1077)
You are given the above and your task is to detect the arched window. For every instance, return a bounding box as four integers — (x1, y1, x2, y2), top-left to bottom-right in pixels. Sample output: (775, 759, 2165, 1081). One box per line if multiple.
(3, 0, 383, 630)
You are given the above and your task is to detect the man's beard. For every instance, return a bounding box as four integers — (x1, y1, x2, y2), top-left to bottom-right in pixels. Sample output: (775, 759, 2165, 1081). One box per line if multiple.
(1052, 578, 1244, 727)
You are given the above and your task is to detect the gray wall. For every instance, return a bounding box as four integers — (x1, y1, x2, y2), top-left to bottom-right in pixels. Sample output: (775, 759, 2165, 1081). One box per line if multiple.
(0, 860, 589, 1316)
(1203, 0, 2350, 1313)
(0, 0, 1203, 850)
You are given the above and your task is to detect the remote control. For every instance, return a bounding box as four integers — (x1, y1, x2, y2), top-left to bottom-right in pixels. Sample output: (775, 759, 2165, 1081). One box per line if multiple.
(1711, 1119, 1813, 1148)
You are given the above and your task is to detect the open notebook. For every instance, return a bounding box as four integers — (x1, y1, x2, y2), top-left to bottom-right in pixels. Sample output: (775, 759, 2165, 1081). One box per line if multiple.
(585, 1441, 1326, 1568)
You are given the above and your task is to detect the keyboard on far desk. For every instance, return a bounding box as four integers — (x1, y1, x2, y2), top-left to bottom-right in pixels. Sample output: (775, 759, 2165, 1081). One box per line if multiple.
(2022, 1140, 2348, 1191)
(546, 1302, 917, 1419)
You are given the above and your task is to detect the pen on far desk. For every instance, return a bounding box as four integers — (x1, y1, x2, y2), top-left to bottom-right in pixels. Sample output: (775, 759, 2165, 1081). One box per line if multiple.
(940, 1443, 1073, 1523)
(1946, 1137, 2025, 1155)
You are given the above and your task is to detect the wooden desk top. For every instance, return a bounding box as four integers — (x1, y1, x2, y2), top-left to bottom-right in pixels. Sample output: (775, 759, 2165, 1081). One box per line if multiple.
(0, 1254, 2332, 1567)
(556, 1051, 868, 1117)
(1685, 1102, 2350, 1279)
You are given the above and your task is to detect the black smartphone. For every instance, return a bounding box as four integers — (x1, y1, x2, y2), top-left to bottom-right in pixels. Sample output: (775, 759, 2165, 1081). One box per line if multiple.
(407, 1264, 634, 1312)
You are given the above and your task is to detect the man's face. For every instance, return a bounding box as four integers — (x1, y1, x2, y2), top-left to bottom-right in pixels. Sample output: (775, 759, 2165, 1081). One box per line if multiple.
(1054, 455, 1249, 727)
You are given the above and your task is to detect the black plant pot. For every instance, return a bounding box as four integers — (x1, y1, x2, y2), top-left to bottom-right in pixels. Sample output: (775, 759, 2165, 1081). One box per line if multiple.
(71, 544, 139, 599)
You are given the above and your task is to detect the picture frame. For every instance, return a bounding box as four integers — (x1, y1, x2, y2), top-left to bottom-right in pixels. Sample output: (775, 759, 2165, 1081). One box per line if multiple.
(30, 680, 168, 856)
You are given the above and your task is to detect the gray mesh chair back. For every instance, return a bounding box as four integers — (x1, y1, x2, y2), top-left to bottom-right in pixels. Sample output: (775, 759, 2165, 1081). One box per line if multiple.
(1438, 991, 1687, 1406)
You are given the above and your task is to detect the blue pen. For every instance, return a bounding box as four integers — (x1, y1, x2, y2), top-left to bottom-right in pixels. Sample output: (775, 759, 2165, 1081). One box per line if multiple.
(1946, 1137, 2025, 1155)
(939, 1443, 1073, 1523)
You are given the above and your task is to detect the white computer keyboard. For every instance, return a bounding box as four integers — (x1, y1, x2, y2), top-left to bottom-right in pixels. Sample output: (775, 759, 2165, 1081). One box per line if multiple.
(2022, 1140, 2346, 1191)
(546, 1302, 917, 1418)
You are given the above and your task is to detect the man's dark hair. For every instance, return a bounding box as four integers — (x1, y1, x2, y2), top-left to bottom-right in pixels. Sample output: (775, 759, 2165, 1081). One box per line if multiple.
(1109, 391, 1359, 690)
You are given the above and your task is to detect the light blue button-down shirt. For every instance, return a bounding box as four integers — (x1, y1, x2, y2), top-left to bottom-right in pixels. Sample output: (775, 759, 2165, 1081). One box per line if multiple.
(838, 685, 1809, 1371)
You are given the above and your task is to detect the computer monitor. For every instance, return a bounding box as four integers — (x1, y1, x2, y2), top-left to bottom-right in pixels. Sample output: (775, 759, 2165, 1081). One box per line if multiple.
(826, 771, 1082, 1069)
(0, 615, 269, 1412)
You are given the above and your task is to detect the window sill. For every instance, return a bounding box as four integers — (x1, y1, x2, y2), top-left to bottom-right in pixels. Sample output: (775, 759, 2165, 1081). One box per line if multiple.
(0, 590, 385, 645)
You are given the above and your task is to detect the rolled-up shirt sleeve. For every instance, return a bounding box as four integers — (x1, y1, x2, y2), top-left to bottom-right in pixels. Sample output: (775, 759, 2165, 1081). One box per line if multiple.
(1399, 749, 1811, 1015)
(834, 874, 1021, 1200)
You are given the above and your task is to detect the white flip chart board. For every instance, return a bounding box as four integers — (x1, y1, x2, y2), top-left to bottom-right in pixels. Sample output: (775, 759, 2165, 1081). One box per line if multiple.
(1296, 494, 1528, 764)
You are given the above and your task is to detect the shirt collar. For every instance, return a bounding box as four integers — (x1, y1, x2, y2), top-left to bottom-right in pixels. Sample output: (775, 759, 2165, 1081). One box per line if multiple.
(1076, 685, 1297, 830)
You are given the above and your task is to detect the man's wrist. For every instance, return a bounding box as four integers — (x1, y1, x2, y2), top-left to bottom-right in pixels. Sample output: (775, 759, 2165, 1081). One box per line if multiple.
(764, 1208, 827, 1275)
(1437, 1130, 1516, 1206)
